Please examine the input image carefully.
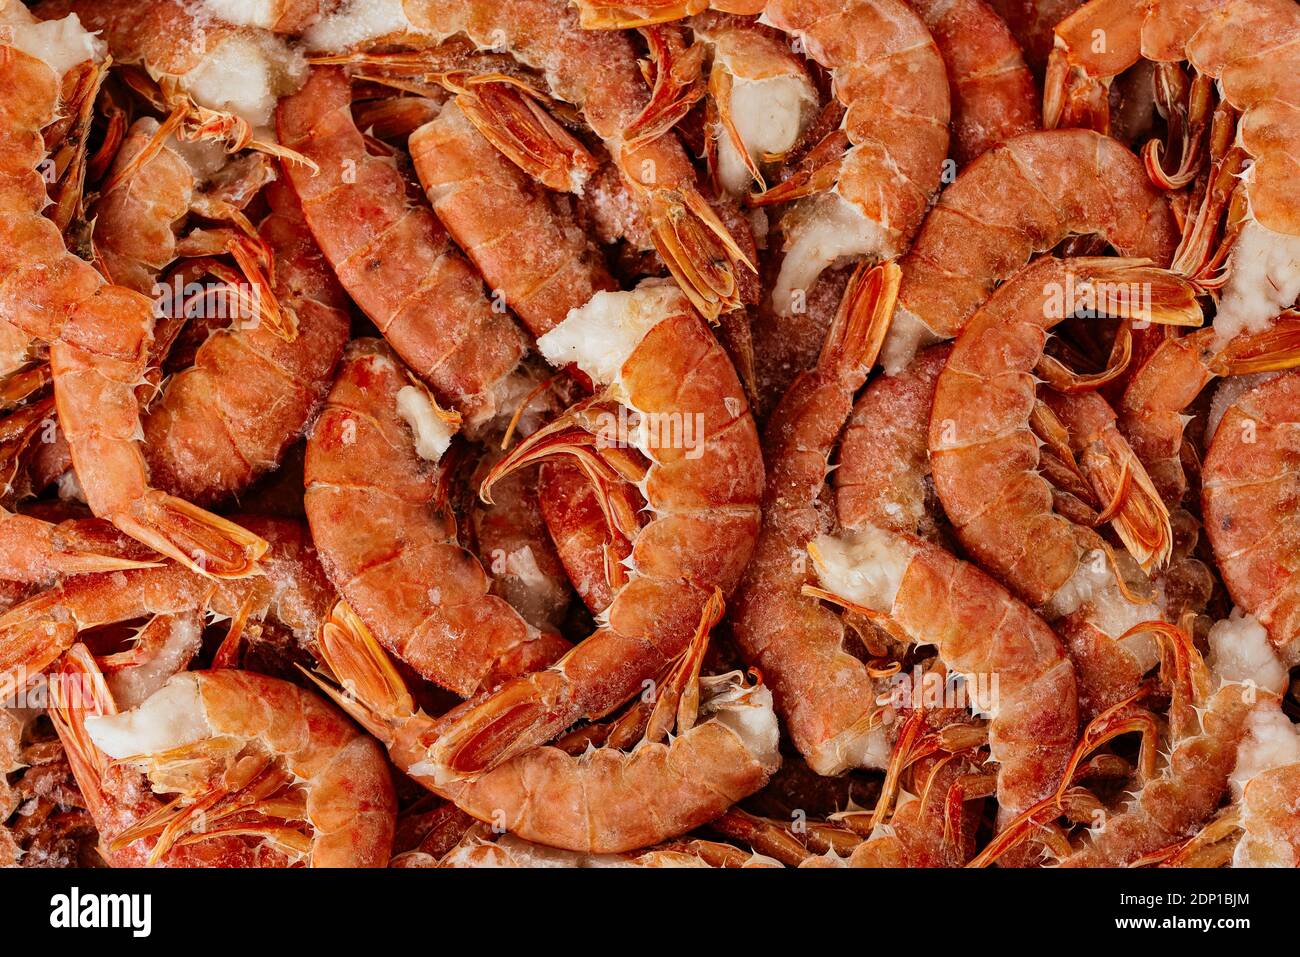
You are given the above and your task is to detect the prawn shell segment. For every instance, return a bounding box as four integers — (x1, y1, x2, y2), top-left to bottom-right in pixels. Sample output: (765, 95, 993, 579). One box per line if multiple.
(85, 669, 397, 868)
(304, 339, 568, 697)
(1202, 371, 1300, 659)
(893, 129, 1178, 354)
(276, 67, 528, 425)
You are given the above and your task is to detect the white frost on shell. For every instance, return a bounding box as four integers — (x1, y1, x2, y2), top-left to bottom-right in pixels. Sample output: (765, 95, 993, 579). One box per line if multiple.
(716, 73, 816, 197)
(4, 12, 104, 79)
(56, 468, 86, 504)
(809, 720, 891, 776)
(303, 0, 414, 50)
(810, 526, 913, 614)
(1214, 219, 1300, 341)
(880, 306, 941, 376)
(504, 546, 547, 590)
(1209, 610, 1288, 694)
(702, 677, 781, 772)
(184, 33, 306, 127)
(201, 0, 281, 30)
(1229, 708, 1300, 800)
(773, 193, 887, 317)
(1053, 559, 1162, 662)
(395, 385, 456, 462)
(1206, 371, 1278, 443)
(85, 674, 210, 759)
(538, 281, 684, 386)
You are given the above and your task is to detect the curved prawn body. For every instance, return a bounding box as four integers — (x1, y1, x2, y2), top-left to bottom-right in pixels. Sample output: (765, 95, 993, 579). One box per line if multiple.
(749, 0, 950, 314)
(400, 0, 754, 320)
(91, 117, 196, 295)
(728, 263, 900, 775)
(929, 258, 1202, 713)
(142, 179, 351, 505)
(1047, 0, 1300, 338)
(54, 647, 396, 867)
(1118, 315, 1300, 505)
(426, 282, 763, 779)
(276, 67, 529, 426)
(408, 98, 618, 340)
(1061, 687, 1261, 865)
(91, 113, 277, 305)
(905, 0, 1039, 166)
(835, 343, 951, 540)
(0, 517, 332, 688)
(810, 525, 1078, 832)
(884, 129, 1178, 372)
(568, 0, 950, 313)
(930, 258, 1199, 600)
(693, 0, 1033, 186)
(303, 339, 569, 697)
(314, 597, 779, 855)
(0, 29, 266, 579)
(407, 98, 639, 618)
(47, 647, 279, 866)
(1059, 616, 1283, 867)
(1202, 371, 1300, 661)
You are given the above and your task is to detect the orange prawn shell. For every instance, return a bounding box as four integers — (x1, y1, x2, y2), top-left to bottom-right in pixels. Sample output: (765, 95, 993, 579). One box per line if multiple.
(303, 340, 569, 697)
(1053, 0, 1300, 235)
(409, 99, 618, 340)
(1202, 371, 1300, 657)
(887, 534, 1079, 821)
(896, 129, 1178, 344)
(276, 67, 527, 424)
(437, 717, 775, 853)
(426, 297, 762, 778)
(142, 181, 351, 505)
(93, 117, 194, 294)
(184, 670, 397, 868)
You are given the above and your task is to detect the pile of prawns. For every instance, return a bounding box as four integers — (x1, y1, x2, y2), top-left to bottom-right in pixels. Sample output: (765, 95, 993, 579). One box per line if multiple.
(1, 0, 1298, 869)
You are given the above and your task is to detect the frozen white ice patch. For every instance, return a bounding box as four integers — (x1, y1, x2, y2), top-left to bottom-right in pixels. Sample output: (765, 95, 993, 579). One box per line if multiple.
(702, 677, 780, 770)
(773, 193, 888, 317)
(396, 385, 457, 462)
(809, 720, 891, 776)
(880, 305, 941, 376)
(86, 674, 210, 758)
(1230, 707, 1300, 799)
(201, 0, 284, 30)
(1209, 609, 1288, 694)
(105, 616, 203, 711)
(809, 526, 913, 614)
(539, 281, 685, 385)
(716, 72, 816, 197)
(5, 13, 104, 78)
(184, 33, 306, 126)
(304, 0, 414, 50)
(1214, 219, 1300, 341)
(1206, 371, 1278, 443)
